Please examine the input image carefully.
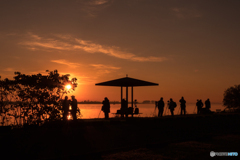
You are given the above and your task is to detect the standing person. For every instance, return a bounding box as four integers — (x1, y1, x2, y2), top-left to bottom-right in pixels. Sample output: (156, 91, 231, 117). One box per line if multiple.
(196, 99, 204, 114)
(62, 96, 69, 121)
(169, 98, 177, 116)
(179, 97, 186, 115)
(102, 97, 110, 119)
(71, 95, 78, 121)
(134, 99, 139, 114)
(205, 99, 211, 111)
(157, 97, 165, 117)
(121, 99, 127, 118)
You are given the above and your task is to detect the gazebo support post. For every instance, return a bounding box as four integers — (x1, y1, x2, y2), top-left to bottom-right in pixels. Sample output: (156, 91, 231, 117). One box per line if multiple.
(126, 86, 128, 117)
(121, 86, 122, 103)
(131, 86, 133, 117)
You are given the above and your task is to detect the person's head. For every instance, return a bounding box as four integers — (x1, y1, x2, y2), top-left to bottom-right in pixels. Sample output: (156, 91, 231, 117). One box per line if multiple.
(71, 95, 75, 100)
(160, 97, 163, 100)
(105, 97, 108, 101)
(181, 96, 184, 99)
(170, 98, 172, 101)
(65, 96, 68, 100)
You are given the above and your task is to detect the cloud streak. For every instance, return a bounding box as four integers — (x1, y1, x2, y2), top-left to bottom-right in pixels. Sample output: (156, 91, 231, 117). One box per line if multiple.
(51, 59, 81, 68)
(21, 33, 167, 62)
(90, 64, 121, 70)
(90, 63, 121, 75)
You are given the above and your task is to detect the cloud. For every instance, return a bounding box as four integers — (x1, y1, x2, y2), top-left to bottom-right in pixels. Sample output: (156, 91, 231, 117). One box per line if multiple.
(79, 0, 112, 17)
(3, 68, 14, 72)
(21, 33, 167, 62)
(90, 64, 121, 70)
(91, 0, 109, 5)
(90, 63, 121, 75)
(51, 59, 81, 68)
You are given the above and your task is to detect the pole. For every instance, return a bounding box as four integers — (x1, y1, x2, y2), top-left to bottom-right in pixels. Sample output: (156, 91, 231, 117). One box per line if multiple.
(131, 86, 133, 117)
(193, 105, 197, 114)
(121, 86, 122, 102)
(98, 109, 101, 118)
(154, 107, 156, 117)
(164, 106, 168, 115)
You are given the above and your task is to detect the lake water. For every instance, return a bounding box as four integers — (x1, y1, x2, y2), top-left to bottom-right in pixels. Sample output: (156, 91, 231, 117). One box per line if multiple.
(79, 103, 225, 119)
(0, 103, 225, 126)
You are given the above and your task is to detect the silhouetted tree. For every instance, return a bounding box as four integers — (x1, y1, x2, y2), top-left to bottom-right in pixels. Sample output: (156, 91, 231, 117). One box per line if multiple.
(0, 77, 16, 126)
(0, 70, 77, 126)
(223, 85, 240, 111)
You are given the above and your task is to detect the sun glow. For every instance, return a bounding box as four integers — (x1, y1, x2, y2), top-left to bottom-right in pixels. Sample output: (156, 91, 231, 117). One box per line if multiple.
(65, 84, 72, 90)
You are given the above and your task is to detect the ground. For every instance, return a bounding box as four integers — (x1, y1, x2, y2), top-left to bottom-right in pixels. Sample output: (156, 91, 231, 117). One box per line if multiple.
(0, 113, 240, 160)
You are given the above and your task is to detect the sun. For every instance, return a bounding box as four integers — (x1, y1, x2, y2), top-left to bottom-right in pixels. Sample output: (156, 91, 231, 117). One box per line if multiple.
(65, 84, 72, 90)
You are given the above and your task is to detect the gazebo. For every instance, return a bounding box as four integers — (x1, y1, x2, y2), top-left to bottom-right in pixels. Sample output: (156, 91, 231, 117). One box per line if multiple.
(95, 75, 159, 117)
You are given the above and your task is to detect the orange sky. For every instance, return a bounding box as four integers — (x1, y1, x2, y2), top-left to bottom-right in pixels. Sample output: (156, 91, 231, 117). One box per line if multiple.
(1, 0, 240, 103)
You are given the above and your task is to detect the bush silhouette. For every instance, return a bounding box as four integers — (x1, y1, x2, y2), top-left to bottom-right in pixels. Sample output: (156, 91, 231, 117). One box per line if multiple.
(223, 84, 240, 111)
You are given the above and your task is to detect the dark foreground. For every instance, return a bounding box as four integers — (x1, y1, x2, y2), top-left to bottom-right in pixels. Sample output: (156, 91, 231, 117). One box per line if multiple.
(1, 113, 240, 160)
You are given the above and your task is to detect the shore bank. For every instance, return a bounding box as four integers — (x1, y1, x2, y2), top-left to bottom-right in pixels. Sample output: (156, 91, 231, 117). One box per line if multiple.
(1, 113, 240, 159)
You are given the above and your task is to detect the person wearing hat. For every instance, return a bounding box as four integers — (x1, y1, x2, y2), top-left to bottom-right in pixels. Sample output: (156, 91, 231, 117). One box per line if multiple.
(71, 95, 78, 121)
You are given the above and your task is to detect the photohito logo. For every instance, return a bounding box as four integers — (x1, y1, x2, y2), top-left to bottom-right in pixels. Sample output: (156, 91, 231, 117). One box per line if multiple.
(210, 151, 238, 157)
(210, 151, 215, 157)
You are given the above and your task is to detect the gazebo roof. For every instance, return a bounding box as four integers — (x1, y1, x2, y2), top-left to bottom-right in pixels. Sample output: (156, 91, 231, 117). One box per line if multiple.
(95, 76, 158, 87)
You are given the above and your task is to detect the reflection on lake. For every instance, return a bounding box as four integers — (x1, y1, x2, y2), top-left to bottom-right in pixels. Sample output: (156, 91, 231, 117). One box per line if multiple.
(0, 103, 225, 126)
(79, 103, 224, 119)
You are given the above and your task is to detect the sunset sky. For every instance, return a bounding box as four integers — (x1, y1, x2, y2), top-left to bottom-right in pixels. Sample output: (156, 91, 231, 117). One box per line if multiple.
(0, 0, 240, 103)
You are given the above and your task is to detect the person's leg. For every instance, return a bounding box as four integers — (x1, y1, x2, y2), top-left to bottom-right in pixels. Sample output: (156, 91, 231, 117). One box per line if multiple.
(104, 112, 108, 119)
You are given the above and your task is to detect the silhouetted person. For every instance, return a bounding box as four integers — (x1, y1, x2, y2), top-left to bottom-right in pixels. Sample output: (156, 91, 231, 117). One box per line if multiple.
(205, 99, 211, 110)
(179, 97, 186, 115)
(134, 99, 139, 114)
(121, 98, 128, 118)
(157, 97, 165, 117)
(102, 97, 110, 119)
(62, 96, 69, 121)
(169, 98, 177, 116)
(71, 95, 78, 121)
(196, 99, 203, 114)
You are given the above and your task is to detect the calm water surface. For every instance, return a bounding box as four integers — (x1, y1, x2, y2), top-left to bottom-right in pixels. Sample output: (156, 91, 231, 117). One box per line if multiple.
(79, 103, 224, 119)
(0, 103, 225, 125)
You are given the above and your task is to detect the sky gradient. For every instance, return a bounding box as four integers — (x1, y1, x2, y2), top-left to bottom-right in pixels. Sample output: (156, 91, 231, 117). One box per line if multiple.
(1, 0, 240, 103)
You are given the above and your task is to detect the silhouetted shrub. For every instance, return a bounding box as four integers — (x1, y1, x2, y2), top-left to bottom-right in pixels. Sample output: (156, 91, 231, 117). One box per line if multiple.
(0, 70, 77, 126)
(223, 85, 240, 111)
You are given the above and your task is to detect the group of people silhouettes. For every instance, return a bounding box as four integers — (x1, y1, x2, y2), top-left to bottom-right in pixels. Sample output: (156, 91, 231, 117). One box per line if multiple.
(62, 96, 212, 120)
(196, 98, 211, 114)
(62, 95, 78, 121)
(156, 98, 179, 117)
(156, 97, 211, 117)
